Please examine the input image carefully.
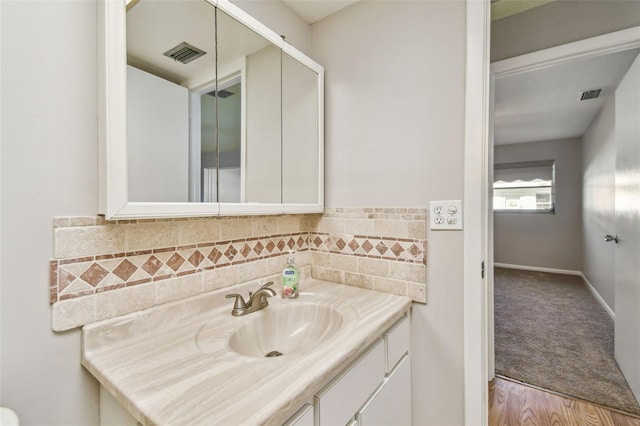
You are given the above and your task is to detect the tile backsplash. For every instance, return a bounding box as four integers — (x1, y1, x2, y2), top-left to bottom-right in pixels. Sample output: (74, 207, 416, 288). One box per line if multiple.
(51, 208, 427, 331)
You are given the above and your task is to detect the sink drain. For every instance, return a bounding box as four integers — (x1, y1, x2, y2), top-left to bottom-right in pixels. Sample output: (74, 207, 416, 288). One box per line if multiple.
(265, 350, 283, 357)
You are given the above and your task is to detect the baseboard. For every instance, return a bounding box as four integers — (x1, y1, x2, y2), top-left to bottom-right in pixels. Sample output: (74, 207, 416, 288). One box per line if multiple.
(493, 263, 615, 321)
(581, 273, 615, 321)
(494, 263, 582, 276)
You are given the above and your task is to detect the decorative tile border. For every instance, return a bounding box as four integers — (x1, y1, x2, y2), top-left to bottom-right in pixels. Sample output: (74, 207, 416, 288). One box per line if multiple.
(309, 232, 426, 264)
(50, 208, 428, 330)
(50, 233, 308, 303)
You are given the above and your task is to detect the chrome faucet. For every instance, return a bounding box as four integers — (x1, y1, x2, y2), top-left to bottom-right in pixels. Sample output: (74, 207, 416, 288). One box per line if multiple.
(225, 282, 276, 316)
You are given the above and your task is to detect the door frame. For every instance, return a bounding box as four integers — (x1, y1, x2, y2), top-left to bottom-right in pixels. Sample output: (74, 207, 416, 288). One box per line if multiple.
(463, 16, 640, 425)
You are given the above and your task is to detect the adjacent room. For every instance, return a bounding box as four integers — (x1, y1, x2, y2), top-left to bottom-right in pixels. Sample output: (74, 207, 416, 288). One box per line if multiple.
(492, 29, 640, 419)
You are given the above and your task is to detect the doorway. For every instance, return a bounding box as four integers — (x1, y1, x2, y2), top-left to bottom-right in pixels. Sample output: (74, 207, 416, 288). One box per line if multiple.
(489, 28, 640, 416)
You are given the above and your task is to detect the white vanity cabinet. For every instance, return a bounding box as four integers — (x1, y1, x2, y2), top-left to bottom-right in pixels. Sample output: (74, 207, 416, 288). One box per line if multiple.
(283, 404, 314, 426)
(312, 314, 411, 426)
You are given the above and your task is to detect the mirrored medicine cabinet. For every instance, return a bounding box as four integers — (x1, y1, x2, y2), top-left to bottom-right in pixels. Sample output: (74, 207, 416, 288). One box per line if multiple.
(98, 0, 324, 219)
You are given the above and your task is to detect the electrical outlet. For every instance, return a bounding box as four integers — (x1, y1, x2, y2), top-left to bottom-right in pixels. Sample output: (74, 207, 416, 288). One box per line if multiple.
(430, 200, 463, 230)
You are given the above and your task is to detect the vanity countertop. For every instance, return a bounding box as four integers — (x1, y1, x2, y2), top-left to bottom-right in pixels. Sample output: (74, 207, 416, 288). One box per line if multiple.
(81, 279, 411, 425)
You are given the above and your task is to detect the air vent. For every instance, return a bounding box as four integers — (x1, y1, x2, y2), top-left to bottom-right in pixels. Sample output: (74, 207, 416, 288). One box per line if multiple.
(207, 90, 234, 99)
(580, 89, 602, 101)
(163, 42, 206, 64)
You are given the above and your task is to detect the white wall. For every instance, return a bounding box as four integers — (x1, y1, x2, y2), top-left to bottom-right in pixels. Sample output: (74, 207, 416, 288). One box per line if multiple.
(0, 1, 100, 424)
(582, 98, 616, 309)
(127, 66, 189, 202)
(491, 0, 640, 61)
(0, 1, 310, 424)
(311, 2, 467, 424)
(494, 138, 583, 271)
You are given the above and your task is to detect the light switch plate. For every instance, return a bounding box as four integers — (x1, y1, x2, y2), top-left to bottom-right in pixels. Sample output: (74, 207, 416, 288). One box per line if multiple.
(430, 200, 463, 230)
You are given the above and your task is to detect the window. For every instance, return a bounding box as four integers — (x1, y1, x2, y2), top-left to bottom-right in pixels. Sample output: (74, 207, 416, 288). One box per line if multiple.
(493, 160, 555, 213)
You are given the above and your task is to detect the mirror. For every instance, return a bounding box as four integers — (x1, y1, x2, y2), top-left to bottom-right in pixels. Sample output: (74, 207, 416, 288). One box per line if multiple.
(99, 0, 323, 218)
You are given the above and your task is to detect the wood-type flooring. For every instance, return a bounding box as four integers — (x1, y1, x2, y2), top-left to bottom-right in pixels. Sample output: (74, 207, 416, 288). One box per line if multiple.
(489, 377, 640, 426)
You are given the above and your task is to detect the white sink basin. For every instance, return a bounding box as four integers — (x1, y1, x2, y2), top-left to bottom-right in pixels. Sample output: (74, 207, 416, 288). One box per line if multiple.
(225, 303, 344, 358)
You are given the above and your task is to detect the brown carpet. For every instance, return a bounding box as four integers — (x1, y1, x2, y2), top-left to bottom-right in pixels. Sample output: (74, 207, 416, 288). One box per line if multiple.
(494, 267, 640, 416)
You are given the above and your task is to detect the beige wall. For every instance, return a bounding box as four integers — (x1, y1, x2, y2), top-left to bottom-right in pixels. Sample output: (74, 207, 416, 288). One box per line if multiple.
(0, 1, 310, 424)
(1, 1, 101, 424)
(494, 139, 583, 271)
(311, 2, 467, 424)
(491, 0, 640, 62)
(582, 98, 616, 310)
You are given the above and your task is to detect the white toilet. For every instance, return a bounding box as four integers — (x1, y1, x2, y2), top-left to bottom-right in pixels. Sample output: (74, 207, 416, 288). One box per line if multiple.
(0, 407, 19, 426)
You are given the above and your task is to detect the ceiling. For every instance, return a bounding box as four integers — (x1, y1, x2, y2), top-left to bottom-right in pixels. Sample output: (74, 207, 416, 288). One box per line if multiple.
(494, 48, 640, 145)
(281, 0, 358, 24)
(280, 0, 556, 25)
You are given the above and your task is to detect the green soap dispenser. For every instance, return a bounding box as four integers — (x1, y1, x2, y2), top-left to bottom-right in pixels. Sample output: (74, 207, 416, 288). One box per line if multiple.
(281, 251, 299, 299)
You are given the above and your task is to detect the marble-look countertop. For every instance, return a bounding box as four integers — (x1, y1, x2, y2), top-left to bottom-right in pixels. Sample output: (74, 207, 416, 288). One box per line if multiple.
(81, 279, 412, 425)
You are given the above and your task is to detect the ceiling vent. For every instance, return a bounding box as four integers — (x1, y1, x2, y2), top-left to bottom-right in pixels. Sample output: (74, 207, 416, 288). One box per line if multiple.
(163, 42, 206, 64)
(207, 90, 235, 99)
(580, 89, 602, 101)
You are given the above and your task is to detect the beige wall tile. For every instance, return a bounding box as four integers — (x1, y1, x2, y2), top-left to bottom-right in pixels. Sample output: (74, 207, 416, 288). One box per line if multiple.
(236, 260, 267, 283)
(374, 220, 410, 239)
(95, 283, 156, 321)
(316, 217, 345, 234)
(266, 256, 288, 276)
(408, 282, 427, 303)
(219, 218, 252, 241)
(55, 225, 126, 258)
(343, 218, 375, 236)
(300, 214, 321, 232)
(125, 222, 179, 252)
(202, 267, 239, 292)
(178, 220, 220, 245)
(389, 262, 426, 283)
(316, 267, 344, 284)
(310, 251, 330, 267)
(372, 277, 407, 297)
(51, 297, 96, 332)
(250, 216, 278, 236)
(156, 274, 203, 305)
(408, 221, 426, 239)
(330, 253, 358, 273)
(358, 257, 390, 278)
(344, 272, 373, 290)
(277, 215, 301, 234)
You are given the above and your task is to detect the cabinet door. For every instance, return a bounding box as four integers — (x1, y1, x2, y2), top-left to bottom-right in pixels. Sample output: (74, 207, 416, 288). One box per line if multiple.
(283, 404, 313, 426)
(315, 340, 385, 425)
(357, 354, 411, 426)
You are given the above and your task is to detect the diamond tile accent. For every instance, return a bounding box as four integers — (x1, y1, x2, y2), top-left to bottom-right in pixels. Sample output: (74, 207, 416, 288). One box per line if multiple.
(188, 250, 204, 268)
(166, 253, 185, 272)
(336, 238, 346, 251)
(141, 256, 163, 276)
(265, 241, 275, 253)
(362, 240, 374, 253)
(224, 245, 238, 262)
(240, 244, 251, 258)
(375, 242, 388, 255)
(207, 247, 222, 264)
(254, 241, 264, 256)
(113, 259, 137, 281)
(79, 263, 109, 287)
(348, 239, 360, 252)
(390, 243, 405, 257)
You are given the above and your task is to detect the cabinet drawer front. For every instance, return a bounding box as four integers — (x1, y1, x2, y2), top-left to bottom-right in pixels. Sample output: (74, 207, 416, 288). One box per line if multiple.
(384, 314, 410, 373)
(315, 339, 385, 425)
(357, 354, 411, 426)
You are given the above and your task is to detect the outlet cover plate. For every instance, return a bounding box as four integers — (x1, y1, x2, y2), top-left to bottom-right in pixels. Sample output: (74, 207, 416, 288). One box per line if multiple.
(430, 200, 463, 230)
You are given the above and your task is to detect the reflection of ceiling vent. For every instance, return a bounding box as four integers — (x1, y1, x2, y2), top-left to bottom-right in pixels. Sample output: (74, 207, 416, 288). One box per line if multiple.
(163, 42, 206, 64)
(207, 90, 234, 99)
(580, 89, 602, 101)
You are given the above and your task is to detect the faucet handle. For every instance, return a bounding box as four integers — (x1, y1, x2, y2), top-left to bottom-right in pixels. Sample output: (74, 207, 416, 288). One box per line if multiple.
(261, 281, 274, 289)
(225, 294, 246, 310)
